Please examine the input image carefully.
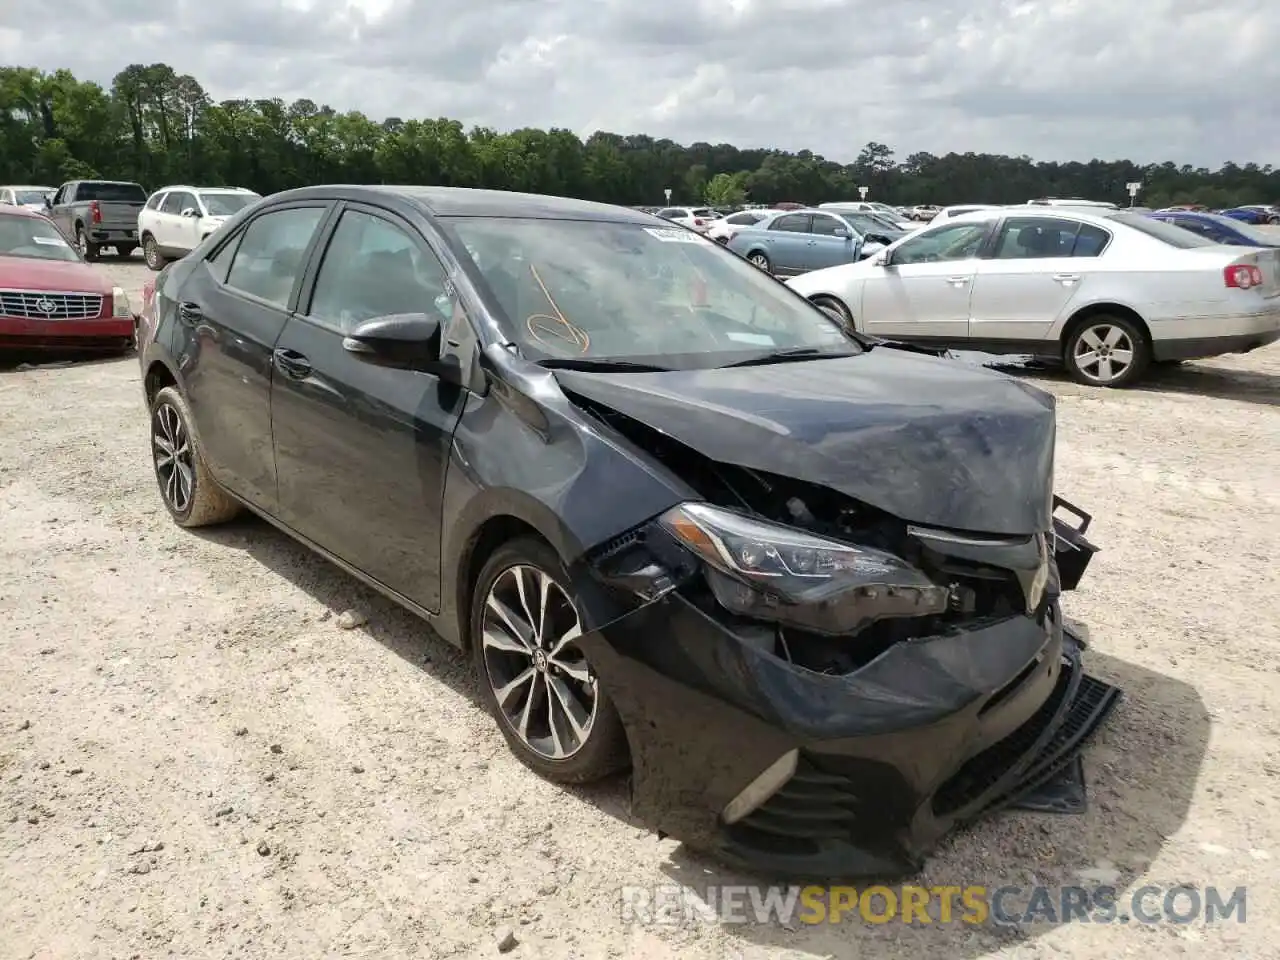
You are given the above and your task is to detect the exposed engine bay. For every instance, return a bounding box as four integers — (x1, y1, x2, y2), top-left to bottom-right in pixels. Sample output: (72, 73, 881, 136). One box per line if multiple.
(572, 391, 1096, 678)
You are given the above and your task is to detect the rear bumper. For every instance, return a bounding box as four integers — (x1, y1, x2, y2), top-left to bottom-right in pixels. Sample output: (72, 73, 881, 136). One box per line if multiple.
(1151, 308, 1280, 360)
(0, 315, 136, 351)
(87, 227, 137, 245)
(587, 591, 1119, 880)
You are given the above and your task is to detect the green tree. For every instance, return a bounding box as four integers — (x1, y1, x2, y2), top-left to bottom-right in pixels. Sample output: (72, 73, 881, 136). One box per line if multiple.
(704, 171, 747, 206)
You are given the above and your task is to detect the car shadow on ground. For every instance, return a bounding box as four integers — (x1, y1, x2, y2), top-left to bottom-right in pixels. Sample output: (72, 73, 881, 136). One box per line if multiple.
(191, 515, 638, 822)
(0, 349, 136, 373)
(975, 355, 1280, 408)
(653, 650, 1209, 957)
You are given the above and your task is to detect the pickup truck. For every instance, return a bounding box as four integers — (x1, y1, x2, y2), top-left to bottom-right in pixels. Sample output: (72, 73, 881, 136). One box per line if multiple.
(46, 180, 148, 261)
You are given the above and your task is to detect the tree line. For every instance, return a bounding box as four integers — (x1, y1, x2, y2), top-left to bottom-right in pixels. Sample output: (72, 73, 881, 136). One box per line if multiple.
(2, 63, 1277, 210)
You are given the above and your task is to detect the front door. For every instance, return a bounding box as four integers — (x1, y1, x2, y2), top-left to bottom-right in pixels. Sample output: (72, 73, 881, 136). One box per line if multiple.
(269, 203, 467, 611)
(859, 220, 991, 342)
(968, 215, 1106, 347)
(761, 213, 815, 275)
(806, 213, 861, 270)
(175, 202, 331, 512)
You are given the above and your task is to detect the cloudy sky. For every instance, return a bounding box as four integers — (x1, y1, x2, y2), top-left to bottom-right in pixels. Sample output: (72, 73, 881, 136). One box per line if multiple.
(2, 0, 1277, 167)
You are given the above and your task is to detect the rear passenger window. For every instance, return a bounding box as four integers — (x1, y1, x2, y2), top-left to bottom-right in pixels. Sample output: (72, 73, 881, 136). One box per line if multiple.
(1071, 224, 1111, 257)
(307, 210, 449, 333)
(224, 207, 325, 307)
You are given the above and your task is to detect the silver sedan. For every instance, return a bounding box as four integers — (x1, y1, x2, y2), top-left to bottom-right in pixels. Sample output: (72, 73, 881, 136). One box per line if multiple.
(785, 205, 1280, 387)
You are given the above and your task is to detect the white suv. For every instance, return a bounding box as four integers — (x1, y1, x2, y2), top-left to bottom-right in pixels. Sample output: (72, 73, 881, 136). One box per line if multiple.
(138, 185, 261, 270)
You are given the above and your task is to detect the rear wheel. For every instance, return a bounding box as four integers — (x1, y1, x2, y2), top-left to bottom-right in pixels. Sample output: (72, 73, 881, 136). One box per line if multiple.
(143, 234, 167, 271)
(1063, 314, 1150, 388)
(76, 226, 99, 262)
(149, 386, 240, 527)
(471, 538, 628, 783)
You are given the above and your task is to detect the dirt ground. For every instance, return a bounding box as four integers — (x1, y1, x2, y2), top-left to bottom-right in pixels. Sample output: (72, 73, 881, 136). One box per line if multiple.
(1, 259, 1278, 960)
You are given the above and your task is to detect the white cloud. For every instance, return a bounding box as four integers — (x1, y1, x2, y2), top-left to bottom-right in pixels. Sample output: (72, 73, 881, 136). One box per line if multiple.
(1, 0, 1276, 165)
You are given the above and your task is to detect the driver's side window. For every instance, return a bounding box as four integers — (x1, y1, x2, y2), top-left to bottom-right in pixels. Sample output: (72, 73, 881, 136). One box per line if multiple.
(891, 222, 989, 265)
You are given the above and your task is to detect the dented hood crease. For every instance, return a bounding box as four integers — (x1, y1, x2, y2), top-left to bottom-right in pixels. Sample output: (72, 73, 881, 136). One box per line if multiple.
(554, 351, 1057, 536)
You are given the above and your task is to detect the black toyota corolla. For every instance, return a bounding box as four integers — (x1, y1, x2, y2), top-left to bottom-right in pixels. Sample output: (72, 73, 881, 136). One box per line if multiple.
(136, 185, 1120, 879)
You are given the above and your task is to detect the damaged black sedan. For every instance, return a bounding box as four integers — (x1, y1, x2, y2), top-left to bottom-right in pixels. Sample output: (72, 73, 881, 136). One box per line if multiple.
(136, 185, 1120, 880)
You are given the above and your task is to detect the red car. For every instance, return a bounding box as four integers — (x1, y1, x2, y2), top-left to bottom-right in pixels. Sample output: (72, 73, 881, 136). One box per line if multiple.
(0, 205, 136, 353)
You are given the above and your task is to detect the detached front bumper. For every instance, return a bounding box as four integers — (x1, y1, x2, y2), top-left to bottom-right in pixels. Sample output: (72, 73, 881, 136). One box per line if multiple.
(0, 315, 136, 352)
(585, 593, 1118, 880)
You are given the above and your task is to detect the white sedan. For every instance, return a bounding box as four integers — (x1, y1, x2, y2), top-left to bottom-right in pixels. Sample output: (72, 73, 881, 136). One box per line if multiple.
(785, 205, 1280, 387)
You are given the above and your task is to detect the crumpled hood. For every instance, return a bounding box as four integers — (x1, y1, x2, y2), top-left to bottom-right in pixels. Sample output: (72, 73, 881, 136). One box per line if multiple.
(555, 349, 1057, 536)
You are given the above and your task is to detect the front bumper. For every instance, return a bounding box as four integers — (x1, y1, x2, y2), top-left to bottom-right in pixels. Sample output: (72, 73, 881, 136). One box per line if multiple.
(0, 315, 136, 352)
(586, 593, 1118, 880)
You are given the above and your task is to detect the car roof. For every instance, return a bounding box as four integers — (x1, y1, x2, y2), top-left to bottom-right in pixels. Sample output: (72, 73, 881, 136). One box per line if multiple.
(3, 184, 54, 190)
(265, 185, 657, 223)
(153, 184, 257, 193)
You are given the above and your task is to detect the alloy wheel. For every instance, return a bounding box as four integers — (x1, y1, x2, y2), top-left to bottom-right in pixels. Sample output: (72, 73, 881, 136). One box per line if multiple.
(1073, 323, 1135, 385)
(144, 238, 158, 269)
(480, 564, 598, 761)
(77, 230, 89, 257)
(152, 401, 195, 513)
(748, 253, 769, 270)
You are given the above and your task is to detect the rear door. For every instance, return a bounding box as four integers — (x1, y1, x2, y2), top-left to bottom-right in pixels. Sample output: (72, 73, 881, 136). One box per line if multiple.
(173, 202, 332, 512)
(968, 215, 1109, 347)
(761, 213, 814, 274)
(269, 203, 467, 610)
(860, 220, 991, 342)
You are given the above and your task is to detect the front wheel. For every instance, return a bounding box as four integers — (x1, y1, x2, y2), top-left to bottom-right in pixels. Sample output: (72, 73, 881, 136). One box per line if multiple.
(143, 235, 167, 271)
(746, 251, 771, 272)
(810, 294, 854, 331)
(471, 538, 628, 784)
(1063, 315, 1150, 388)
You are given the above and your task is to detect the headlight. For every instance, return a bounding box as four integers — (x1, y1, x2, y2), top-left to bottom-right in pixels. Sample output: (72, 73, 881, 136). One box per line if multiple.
(111, 286, 131, 317)
(658, 502, 950, 635)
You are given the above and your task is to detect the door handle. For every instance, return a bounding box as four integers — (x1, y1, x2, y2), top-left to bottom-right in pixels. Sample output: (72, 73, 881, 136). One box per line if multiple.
(177, 301, 202, 325)
(272, 348, 312, 380)
(1052, 273, 1081, 284)
(945, 276, 971, 285)
(807, 240, 818, 245)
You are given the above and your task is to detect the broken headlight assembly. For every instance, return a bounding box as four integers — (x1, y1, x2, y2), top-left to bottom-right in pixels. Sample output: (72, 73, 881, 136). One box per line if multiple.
(658, 502, 950, 635)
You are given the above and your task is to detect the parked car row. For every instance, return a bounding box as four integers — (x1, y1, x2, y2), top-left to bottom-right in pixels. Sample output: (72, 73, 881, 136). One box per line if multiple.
(785, 205, 1280, 387)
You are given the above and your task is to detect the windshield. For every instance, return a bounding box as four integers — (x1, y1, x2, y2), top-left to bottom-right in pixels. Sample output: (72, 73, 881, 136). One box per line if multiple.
(1112, 212, 1216, 248)
(200, 192, 258, 217)
(14, 190, 50, 205)
(445, 217, 855, 368)
(838, 211, 901, 234)
(0, 214, 79, 262)
(77, 182, 147, 202)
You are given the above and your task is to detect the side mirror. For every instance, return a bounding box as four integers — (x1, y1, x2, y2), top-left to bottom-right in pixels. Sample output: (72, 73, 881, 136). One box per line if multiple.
(342, 312, 454, 376)
(181, 208, 198, 218)
(872, 252, 890, 267)
(833, 227, 850, 239)
(44, 197, 53, 209)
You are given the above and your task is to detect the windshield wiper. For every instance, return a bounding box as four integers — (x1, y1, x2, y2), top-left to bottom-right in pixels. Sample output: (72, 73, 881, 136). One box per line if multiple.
(537, 357, 670, 373)
(722, 346, 857, 368)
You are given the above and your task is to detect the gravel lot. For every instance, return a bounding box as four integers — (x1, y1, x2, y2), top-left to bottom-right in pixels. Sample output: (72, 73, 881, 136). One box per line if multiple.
(2, 259, 1278, 959)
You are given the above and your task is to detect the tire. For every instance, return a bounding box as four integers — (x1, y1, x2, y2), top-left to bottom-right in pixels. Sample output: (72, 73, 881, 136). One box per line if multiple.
(746, 250, 771, 272)
(810, 294, 854, 331)
(471, 537, 628, 784)
(143, 234, 167, 271)
(149, 386, 240, 527)
(1063, 314, 1150, 388)
(76, 226, 99, 262)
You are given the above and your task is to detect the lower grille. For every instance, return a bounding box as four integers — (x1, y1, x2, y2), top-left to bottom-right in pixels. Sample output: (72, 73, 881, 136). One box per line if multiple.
(0, 290, 104, 320)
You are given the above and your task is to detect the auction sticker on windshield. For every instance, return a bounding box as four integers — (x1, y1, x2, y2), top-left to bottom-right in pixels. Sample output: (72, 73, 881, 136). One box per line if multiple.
(644, 227, 709, 244)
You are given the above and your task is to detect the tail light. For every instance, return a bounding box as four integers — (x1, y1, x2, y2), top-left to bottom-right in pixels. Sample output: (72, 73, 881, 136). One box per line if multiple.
(89, 200, 102, 224)
(694, 218, 707, 226)
(1224, 264, 1263, 289)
